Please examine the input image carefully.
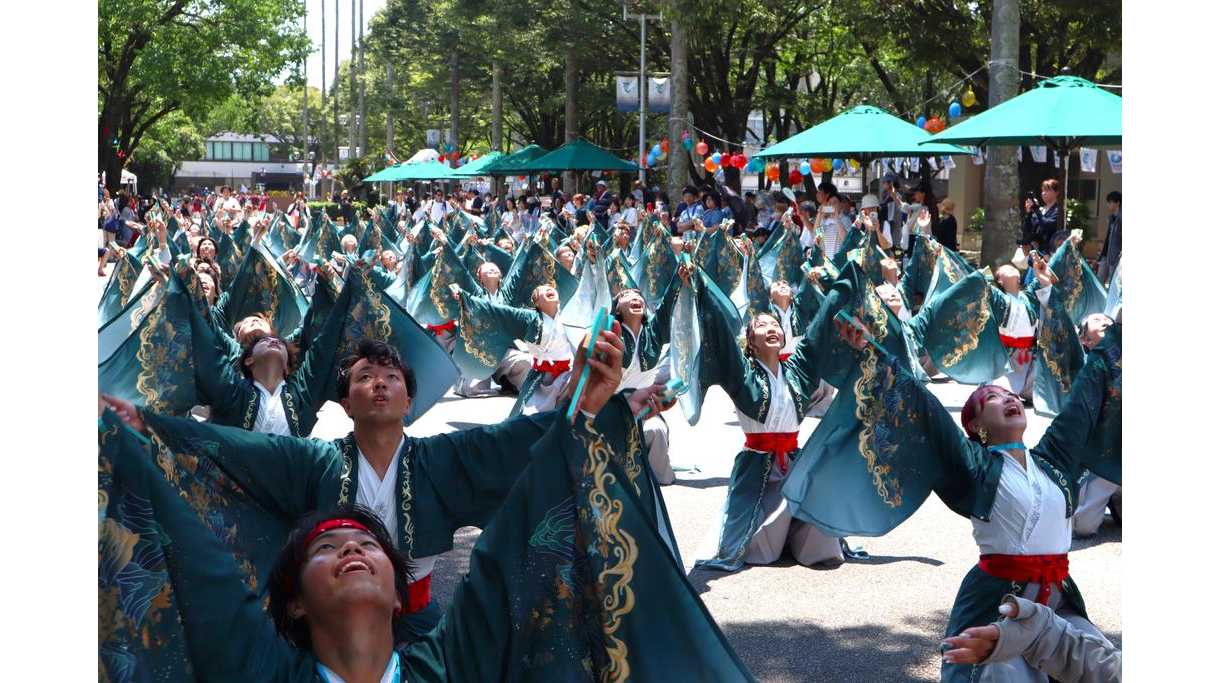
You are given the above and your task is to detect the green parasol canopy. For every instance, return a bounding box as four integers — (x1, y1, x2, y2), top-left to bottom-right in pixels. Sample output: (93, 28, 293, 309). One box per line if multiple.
(451, 152, 505, 177)
(363, 160, 457, 182)
(923, 75, 1121, 149)
(516, 138, 640, 173)
(757, 105, 970, 160)
(479, 144, 551, 176)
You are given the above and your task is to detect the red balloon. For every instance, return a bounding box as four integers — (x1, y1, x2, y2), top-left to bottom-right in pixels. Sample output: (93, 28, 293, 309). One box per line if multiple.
(661, 139, 670, 154)
(695, 140, 709, 156)
(788, 168, 803, 186)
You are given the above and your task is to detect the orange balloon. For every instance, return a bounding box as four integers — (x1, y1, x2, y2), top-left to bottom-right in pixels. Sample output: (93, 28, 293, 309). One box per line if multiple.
(661, 139, 670, 153)
(704, 157, 718, 172)
(766, 163, 780, 181)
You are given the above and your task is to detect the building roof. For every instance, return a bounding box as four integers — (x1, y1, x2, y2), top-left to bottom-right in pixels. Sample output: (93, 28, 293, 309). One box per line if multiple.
(206, 131, 284, 144)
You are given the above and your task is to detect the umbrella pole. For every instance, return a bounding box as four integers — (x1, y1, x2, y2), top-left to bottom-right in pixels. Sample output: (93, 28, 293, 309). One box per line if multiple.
(1060, 144, 1071, 232)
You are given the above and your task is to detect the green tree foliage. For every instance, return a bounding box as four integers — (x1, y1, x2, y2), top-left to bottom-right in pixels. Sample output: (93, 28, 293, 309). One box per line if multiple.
(98, 0, 309, 190)
(128, 110, 206, 191)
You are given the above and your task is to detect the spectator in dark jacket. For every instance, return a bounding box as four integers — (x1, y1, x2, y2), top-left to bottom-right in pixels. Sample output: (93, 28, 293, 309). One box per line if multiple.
(933, 198, 959, 251)
(1097, 191, 1121, 284)
(1021, 179, 1062, 249)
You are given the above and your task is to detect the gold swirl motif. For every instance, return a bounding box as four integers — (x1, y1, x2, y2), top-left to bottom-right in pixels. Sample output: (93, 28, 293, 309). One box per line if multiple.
(1061, 243, 1084, 315)
(752, 357, 771, 421)
(428, 248, 462, 321)
(861, 286, 890, 344)
(940, 278, 991, 368)
(128, 282, 164, 332)
(576, 417, 638, 683)
(134, 297, 173, 413)
(116, 257, 137, 307)
(360, 270, 394, 340)
(851, 349, 903, 508)
(456, 295, 501, 368)
(619, 420, 643, 495)
(241, 393, 258, 430)
(282, 390, 301, 435)
(1036, 311, 1072, 395)
(257, 258, 282, 325)
(399, 440, 416, 554)
(337, 435, 355, 505)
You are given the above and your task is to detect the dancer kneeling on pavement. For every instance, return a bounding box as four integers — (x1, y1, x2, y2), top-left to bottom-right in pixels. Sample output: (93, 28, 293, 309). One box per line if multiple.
(782, 272, 1122, 683)
(680, 264, 847, 572)
(99, 328, 753, 681)
(612, 284, 681, 484)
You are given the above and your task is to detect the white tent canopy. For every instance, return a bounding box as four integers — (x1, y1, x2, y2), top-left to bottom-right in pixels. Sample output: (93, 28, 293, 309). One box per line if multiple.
(100, 169, 138, 195)
(404, 148, 440, 164)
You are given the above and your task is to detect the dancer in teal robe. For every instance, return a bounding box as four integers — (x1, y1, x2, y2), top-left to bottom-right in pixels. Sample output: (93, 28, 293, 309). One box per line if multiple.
(781, 267, 1121, 682)
(1047, 235, 1108, 323)
(678, 264, 871, 572)
(99, 382, 754, 681)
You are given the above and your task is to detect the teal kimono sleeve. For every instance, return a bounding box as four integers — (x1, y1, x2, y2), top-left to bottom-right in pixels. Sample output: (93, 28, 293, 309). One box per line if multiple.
(288, 269, 357, 420)
(412, 412, 557, 539)
(184, 288, 249, 412)
(1032, 326, 1121, 485)
(692, 269, 768, 421)
(142, 412, 341, 521)
(783, 344, 1001, 537)
(287, 273, 340, 351)
(907, 271, 1010, 384)
(416, 395, 753, 681)
(643, 275, 681, 350)
(1032, 284, 1086, 417)
(453, 291, 541, 378)
(794, 275, 824, 327)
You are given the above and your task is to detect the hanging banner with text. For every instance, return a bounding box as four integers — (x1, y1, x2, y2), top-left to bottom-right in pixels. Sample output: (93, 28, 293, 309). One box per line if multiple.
(615, 74, 672, 113)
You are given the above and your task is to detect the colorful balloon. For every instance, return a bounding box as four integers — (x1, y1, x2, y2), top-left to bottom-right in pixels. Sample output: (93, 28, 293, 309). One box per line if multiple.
(916, 116, 927, 129)
(704, 157, 718, 172)
(849, 159, 859, 170)
(683, 137, 694, 151)
(788, 169, 803, 186)
(710, 152, 722, 165)
(695, 140, 709, 156)
(948, 102, 962, 118)
(661, 139, 670, 153)
(799, 161, 811, 176)
(735, 154, 747, 169)
(963, 88, 977, 107)
(832, 159, 843, 171)
(766, 163, 780, 181)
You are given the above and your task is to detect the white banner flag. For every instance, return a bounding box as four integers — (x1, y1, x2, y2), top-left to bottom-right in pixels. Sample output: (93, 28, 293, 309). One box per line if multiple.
(911, 157, 921, 172)
(1017, 146, 1024, 162)
(1107, 150, 1122, 174)
(1053, 150, 1061, 168)
(972, 146, 985, 165)
(1079, 148, 1098, 173)
(1030, 145, 1047, 163)
(942, 155, 956, 170)
(928, 157, 939, 171)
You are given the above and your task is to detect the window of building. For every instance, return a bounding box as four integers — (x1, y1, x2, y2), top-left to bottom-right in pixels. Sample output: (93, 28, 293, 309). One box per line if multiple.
(255, 143, 270, 161)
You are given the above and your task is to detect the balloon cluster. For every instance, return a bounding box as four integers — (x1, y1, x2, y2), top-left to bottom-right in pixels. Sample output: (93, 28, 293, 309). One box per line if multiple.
(646, 138, 672, 168)
(699, 148, 752, 174)
(917, 116, 947, 133)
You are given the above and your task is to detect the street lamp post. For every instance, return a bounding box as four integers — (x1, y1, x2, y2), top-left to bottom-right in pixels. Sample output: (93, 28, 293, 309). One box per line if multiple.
(624, 3, 660, 187)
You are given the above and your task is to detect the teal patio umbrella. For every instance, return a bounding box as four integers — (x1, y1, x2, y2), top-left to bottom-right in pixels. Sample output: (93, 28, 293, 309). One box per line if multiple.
(924, 74, 1122, 222)
(380, 160, 458, 181)
(451, 152, 504, 177)
(756, 105, 969, 190)
(516, 138, 639, 173)
(480, 144, 550, 176)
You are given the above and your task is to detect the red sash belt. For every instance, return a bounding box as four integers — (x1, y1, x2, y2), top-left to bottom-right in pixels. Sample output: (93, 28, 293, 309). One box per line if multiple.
(999, 334, 1035, 365)
(744, 432, 799, 475)
(779, 353, 792, 363)
(426, 320, 457, 336)
(405, 573, 432, 613)
(978, 553, 1068, 605)
(533, 358, 571, 379)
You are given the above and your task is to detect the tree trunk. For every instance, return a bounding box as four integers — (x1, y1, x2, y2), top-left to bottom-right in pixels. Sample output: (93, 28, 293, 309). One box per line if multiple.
(357, 0, 366, 157)
(563, 45, 578, 194)
(981, 0, 1021, 268)
(449, 51, 459, 168)
(385, 60, 394, 156)
(349, 0, 356, 156)
(667, 14, 690, 209)
(332, 0, 339, 192)
(492, 61, 503, 196)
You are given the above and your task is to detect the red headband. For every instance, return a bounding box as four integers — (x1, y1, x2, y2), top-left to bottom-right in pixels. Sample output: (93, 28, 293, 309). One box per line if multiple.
(303, 518, 372, 548)
(960, 385, 1012, 442)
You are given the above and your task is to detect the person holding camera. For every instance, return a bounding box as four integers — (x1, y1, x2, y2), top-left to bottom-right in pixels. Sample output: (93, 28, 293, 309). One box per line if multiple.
(1021, 179, 1062, 250)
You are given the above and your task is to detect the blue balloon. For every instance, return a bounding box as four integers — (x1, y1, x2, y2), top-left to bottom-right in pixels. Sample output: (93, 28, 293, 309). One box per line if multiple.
(916, 116, 927, 129)
(711, 152, 722, 165)
(832, 159, 843, 171)
(949, 102, 963, 118)
(651, 143, 662, 156)
(799, 161, 811, 176)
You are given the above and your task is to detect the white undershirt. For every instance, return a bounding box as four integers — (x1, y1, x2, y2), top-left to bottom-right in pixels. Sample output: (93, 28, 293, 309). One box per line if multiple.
(356, 437, 436, 580)
(971, 451, 1071, 555)
(252, 380, 291, 436)
(317, 651, 399, 683)
(618, 325, 670, 390)
(999, 286, 1052, 338)
(737, 362, 799, 434)
(774, 305, 799, 356)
